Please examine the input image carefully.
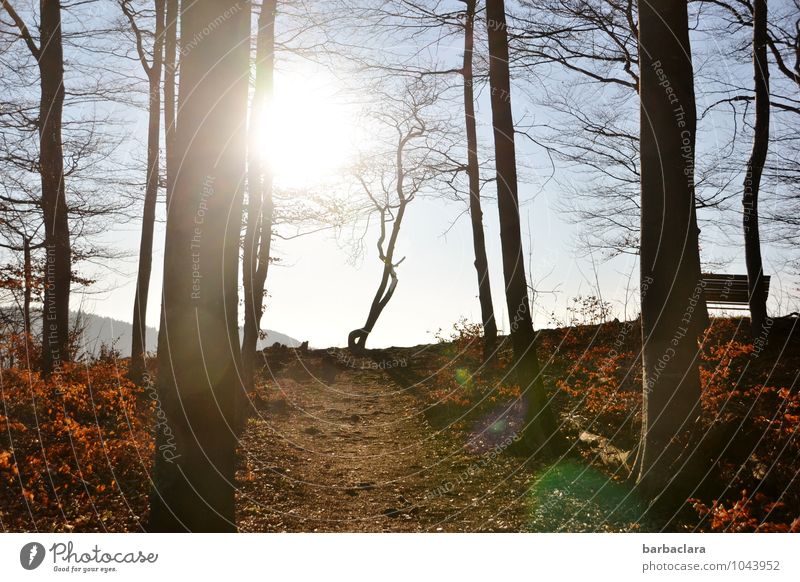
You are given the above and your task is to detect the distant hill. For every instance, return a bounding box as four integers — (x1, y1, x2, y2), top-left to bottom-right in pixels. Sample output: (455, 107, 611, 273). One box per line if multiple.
(252, 328, 302, 349)
(70, 312, 300, 357)
(75, 313, 159, 358)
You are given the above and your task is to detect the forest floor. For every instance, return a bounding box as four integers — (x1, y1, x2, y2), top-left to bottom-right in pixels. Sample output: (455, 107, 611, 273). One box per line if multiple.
(3, 317, 796, 532)
(235, 342, 659, 532)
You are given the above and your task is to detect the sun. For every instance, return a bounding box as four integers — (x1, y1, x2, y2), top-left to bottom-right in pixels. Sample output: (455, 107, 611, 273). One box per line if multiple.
(254, 68, 358, 189)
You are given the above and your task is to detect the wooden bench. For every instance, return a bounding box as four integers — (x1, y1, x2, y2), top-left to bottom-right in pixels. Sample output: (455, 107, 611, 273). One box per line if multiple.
(701, 273, 770, 310)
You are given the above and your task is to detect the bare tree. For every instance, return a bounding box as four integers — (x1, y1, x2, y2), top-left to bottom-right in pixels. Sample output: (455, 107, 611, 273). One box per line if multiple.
(242, 0, 276, 391)
(306, 0, 500, 354)
(764, 1, 800, 257)
(462, 0, 498, 357)
(512, 0, 642, 256)
(0, 214, 41, 355)
(348, 81, 447, 353)
(1, 2, 137, 368)
(512, 0, 734, 258)
(743, 0, 770, 333)
(121, 0, 167, 383)
(635, 0, 707, 500)
(163, 0, 178, 206)
(698, 0, 800, 306)
(486, 0, 556, 450)
(148, 0, 250, 532)
(2, 0, 71, 375)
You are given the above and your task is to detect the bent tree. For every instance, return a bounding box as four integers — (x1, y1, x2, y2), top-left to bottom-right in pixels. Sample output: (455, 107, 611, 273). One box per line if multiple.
(347, 197, 406, 355)
(345, 0, 499, 358)
(148, 0, 250, 532)
(636, 0, 708, 495)
(485, 0, 556, 450)
(348, 84, 439, 353)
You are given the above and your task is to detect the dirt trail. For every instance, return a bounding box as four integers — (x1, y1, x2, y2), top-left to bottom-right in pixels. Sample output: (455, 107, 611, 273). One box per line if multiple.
(235, 349, 648, 532)
(234, 349, 540, 532)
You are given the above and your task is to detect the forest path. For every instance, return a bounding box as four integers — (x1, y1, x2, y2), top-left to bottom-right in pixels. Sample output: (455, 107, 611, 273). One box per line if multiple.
(235, 348, 646, 532)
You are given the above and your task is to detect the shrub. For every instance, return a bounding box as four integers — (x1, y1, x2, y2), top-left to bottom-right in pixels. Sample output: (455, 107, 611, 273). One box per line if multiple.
(0, 360, 154, 531)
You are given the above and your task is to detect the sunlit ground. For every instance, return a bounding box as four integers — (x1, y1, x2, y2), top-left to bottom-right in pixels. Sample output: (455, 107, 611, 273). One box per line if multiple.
(525, 460, 654, 532)
(463, 399, 655, 532)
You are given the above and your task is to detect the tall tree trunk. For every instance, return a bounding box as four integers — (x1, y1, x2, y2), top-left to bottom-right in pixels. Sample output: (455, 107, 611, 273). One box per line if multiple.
(486, 0, 556, 450)
(242, 0, 276, 393)
(38, 0, 71, 376)
(148, 0, 250, 532)
(463, 0, 498, 359)
(163, 0, 179, 207)
(743, 0, 770, 335)
(154, 0, 178, 376)
(22, 236, 32, 347)
(636, 0, 708, 495)
(131, 0, 167, 384)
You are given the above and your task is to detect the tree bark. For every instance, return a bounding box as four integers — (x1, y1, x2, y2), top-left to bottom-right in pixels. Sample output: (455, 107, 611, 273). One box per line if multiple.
(22, 236, 32, 345)
(242, 0, 276, 392)
(130, 0, 167, 384)
(743, 0, 770, 334)
(486, 0, 556, 450)
(147, 0, 250, 532)
(463, 0, 498, 359)
(38, 0, 71, 376)
(163, 0, 179, 207)
(636, 0, 708, 493)
(154, 0, 178, 378)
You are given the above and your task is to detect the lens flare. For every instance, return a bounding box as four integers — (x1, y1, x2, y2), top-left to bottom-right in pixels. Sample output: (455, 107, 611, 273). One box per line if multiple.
(525, 460, 651, 532)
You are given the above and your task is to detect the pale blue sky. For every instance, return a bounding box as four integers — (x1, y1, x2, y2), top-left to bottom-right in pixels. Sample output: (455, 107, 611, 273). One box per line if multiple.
(68, 1, 800, 347)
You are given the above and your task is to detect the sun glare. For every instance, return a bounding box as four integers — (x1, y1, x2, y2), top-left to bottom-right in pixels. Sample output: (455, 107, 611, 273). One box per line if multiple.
(255, 69, 358, 189)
